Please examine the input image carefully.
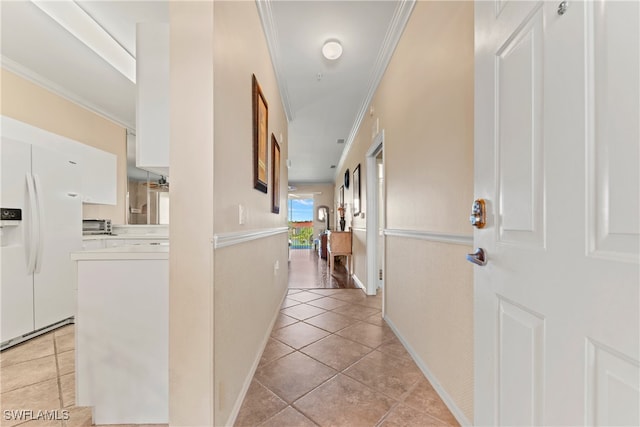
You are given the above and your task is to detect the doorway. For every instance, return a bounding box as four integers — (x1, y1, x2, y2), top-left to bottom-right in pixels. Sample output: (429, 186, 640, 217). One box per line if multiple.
(366, 131, 385, 298)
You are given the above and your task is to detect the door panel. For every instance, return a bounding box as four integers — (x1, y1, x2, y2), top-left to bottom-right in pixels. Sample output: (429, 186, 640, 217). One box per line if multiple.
(587, 0, 640, 261)
(498, 297, 544, 426)
(475, 1, 639, 425)
(496, 4, 544, 246)
(586, 340, 640, 426)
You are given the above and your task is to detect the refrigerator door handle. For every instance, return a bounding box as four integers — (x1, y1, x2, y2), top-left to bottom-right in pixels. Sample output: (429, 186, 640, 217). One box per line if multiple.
(33, 174, 44, 274)
(26, 174, 38, 274)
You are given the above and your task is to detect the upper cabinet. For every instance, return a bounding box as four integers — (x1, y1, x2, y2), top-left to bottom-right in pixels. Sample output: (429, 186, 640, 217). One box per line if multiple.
(77, 145, 117, 205)
(2, 116, 117, 206)
(135, 22, 170, 177)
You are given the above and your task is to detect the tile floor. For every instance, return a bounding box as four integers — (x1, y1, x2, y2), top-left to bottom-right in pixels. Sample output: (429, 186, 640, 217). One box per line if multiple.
(0, 325, 164, 427)
(2, 253, 456, 427)
(288, 249, 357, 289)
(235, 288, 459, 427)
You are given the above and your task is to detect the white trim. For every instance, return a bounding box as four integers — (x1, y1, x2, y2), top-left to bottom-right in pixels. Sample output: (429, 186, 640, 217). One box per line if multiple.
(334, 0, 415, 179)
(351, 227, 366, 232)
(384, 316, 472, 427)
(226, 288, 289, 426)
(2, 57, 134, 129)
(213, 227, 288, 250)
(366, 131, 385, 297)
(255, 0, 294, 122)
(31, 0, 136, 82)
(352, 274, 366, 292)
(384, 229, 473, 246)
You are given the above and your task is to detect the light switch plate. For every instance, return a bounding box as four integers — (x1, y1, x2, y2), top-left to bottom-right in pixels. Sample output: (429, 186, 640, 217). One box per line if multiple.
(239, 204, 246, 225)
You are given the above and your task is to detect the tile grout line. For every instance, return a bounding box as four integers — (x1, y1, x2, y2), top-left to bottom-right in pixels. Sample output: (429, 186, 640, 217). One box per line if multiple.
(53, 333, 64, 410)
(262, 300, 412, 426)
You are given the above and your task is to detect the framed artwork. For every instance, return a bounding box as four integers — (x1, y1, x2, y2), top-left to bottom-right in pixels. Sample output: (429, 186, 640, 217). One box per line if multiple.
(252, 74, 268, 193)
(353, 164, 361, 216)
(271, 134, 281, 214)
(339, 185, 345, 206)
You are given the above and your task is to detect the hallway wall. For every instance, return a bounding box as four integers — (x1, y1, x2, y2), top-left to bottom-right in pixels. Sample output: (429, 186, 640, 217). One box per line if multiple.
(169, 2, 288, 425)
(212, 2, 289, 425)
(334, 1, 475, 422)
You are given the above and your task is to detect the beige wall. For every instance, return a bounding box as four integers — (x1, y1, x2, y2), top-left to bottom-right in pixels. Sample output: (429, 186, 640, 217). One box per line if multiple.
(213, 2, 288, 424)
(0, 68, 127, 224)
(334, 1, 475, 421)
(169, 2, 288, 426)
(169, 1, 215, 424)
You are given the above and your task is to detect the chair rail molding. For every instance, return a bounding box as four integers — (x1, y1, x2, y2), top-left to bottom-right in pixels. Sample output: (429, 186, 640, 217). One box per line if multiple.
(213, 227, 288, 250)
(384, 229, 473, 246)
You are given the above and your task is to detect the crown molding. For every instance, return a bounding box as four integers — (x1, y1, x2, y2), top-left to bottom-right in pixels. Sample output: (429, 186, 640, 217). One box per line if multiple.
(334, 0, 416, 180)
(255, 0, 294, 122)
(2, 56, 134, 130)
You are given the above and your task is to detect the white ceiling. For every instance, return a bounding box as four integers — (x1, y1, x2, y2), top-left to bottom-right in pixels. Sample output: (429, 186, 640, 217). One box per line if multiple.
(1, 0, 413, 184)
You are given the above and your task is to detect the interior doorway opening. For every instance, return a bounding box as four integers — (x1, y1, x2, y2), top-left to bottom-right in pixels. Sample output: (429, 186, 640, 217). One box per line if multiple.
(366, 130, 385, 298)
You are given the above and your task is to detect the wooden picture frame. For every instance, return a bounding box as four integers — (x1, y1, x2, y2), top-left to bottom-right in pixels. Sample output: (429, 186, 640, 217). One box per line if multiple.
(271, 134, 281, 214)
(252, 74, 268, 193)
(353, 164, 361, 216)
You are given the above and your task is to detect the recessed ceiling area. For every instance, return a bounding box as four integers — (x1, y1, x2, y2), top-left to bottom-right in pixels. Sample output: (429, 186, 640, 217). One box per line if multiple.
(1, 0, 412, 185)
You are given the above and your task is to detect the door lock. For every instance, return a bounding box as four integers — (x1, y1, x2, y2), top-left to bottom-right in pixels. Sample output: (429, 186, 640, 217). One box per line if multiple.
(469, 199, 486, 228)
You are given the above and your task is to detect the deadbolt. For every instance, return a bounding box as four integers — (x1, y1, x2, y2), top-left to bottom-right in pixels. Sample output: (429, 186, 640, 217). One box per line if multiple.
(469, 199, 487, 228)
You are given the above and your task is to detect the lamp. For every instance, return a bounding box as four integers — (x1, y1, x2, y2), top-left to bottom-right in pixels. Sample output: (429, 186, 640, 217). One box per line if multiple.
(322, 40, 343, 60)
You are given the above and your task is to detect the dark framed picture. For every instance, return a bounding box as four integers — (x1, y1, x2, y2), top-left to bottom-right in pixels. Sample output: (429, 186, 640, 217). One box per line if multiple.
(353, 164, 361, 216)
(339, 185, 344, 206)
(271, 134, 281, 214)
(252, 74, 268, 193)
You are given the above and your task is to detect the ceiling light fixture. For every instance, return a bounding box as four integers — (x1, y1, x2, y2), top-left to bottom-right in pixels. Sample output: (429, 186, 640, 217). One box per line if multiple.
(322, 40, 343, 60)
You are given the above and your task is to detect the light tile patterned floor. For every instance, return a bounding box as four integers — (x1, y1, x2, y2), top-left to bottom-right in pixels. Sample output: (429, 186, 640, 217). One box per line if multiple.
(234, 289, 460, 427)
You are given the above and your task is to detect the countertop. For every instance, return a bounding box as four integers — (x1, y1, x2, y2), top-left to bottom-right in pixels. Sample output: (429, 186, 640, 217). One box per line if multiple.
(82, 234, 169, 241)
(71, 244, 169, 261)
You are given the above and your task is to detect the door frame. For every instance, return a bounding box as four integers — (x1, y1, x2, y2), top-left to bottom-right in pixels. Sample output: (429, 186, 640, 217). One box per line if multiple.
(366, 130, 384, 297)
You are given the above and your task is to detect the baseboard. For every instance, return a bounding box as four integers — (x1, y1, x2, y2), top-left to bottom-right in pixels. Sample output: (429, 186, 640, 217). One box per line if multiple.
(384, 316, 473, 426)
(225, 288, 289, 426)
(351, 274, 366, 292)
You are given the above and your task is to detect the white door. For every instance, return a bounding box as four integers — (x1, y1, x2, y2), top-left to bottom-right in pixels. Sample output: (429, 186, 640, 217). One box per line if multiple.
(0, 138, 35, 341)
(474, 1, 639, 425)
(32, 144, 81, 328)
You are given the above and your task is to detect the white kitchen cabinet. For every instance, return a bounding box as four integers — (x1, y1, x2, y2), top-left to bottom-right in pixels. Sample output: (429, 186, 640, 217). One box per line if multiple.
(73, 246, 168, 424)
(78, 145, 117, 205)
(135, 22, 169, 176)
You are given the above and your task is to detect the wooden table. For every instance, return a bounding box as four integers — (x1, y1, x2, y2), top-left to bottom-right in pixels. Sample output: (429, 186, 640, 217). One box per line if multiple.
(327, 230, 352, 274)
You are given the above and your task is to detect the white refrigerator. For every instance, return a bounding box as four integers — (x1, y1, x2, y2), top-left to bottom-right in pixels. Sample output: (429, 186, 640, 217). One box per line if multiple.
(1, 137, 81, 345)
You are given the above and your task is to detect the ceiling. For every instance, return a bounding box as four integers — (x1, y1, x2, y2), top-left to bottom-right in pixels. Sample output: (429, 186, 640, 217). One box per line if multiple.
(1, 0, 413, 184)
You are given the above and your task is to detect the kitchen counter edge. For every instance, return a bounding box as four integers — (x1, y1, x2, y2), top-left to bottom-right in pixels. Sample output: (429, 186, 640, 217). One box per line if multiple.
(71, 244, 169, 261)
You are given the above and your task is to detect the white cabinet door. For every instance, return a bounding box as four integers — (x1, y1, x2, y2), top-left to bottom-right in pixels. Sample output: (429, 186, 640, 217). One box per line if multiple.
(474, 1, 639, 425)
(32, 145, 82, 329)
(135, 22, 170, 176)
(80, 146, 117, 205)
